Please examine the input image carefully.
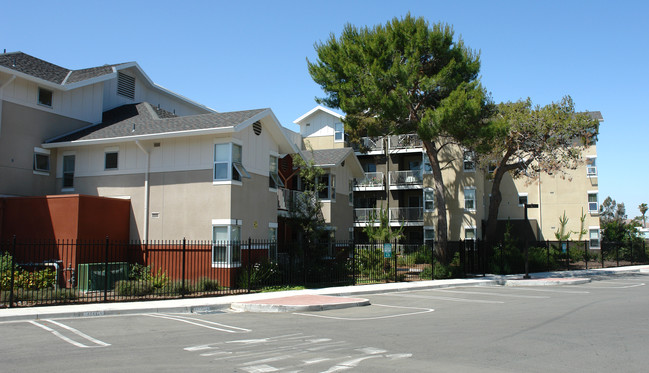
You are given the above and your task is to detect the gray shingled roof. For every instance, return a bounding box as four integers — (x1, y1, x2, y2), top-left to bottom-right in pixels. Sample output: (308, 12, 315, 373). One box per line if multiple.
(0, 52, 119, 85)
(48, 103, 267, 143)
(585, 111, 603, 121)
(302, 148, 353, 167)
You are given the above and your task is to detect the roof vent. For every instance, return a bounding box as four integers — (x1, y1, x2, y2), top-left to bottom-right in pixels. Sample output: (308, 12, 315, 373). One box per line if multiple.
(117, 72, 135, 100)
(253, 121, 262, 136)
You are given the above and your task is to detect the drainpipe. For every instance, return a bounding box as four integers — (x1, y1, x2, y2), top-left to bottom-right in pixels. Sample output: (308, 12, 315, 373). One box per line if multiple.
(0, 75, 17, 136)
(135, 140, 150, 242)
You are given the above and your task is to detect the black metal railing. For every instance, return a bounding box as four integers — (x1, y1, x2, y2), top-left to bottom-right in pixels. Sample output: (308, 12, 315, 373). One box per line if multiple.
(1, 237, 646, 308)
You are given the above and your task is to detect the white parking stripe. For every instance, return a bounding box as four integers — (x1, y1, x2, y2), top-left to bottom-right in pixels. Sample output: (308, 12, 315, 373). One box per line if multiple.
(294, 304, 434, 321)
(45, 319, 110, 347)
(146, 313, 250, 333)
(28, 320, 109, 348)
(581, 283, 645, 289)
(504, 288, 590, 294)
(432, 289, 550, 299)
(376, 292, 505, 304)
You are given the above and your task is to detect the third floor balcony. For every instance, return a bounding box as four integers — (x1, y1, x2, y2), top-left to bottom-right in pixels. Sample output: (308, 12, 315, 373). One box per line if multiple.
(389, 170, 423, 189)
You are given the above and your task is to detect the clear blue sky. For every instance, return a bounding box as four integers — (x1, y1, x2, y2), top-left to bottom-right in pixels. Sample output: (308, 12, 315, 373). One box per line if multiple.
(3, 0, 647, 218)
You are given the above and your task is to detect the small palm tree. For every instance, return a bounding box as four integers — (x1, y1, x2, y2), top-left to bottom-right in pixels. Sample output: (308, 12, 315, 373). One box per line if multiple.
(640, 203, 648, 228)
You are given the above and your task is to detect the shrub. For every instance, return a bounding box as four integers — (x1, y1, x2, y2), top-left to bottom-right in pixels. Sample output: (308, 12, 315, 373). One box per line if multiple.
(194, 277, 220, 292)
(115, 280, 154, 296)
(419, 266, 433, 280)
(238, 260, 281, 289)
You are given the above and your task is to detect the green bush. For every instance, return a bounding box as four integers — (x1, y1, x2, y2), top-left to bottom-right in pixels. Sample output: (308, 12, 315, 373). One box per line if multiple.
(419, 266, 433, 280)
(238, 260, 281, 289)
(194, 277, 220, 292)
(115, 280, 154, 296)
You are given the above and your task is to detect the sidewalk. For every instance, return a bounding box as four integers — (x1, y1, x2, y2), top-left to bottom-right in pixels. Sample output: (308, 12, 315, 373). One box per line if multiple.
(1, 265, 647, 322)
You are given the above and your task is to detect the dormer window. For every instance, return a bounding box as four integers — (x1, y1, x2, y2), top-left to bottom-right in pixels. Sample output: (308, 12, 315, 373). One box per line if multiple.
(117, 72, 135, 100)
(38, 88, 52, 107)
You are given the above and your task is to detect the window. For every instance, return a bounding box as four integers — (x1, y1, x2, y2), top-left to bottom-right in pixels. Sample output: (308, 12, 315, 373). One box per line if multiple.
(464, 187, 476, 210)
(318, 174, 335, 200)
(214, 143, 250, 182)
(268, 225, 278, 261)
(465, 227, 477, 240)
(424, 189, 435, 211)
(38, 88, 52, 107)
(117, 72, 135, 100)
(105, 151, 118, 170)
(63, 154, 75, 189)
(363, 163, 376, 173)
(33, 148, 50, 173)
(423, 153, 432, 174)
(588, 192, 598, 213)
(334, 122, 344, 142)
(424, 227, 435, 245)
(518, 193, 528, 206)
(348, 180, 354, 206)
(212, 223, 241, 266)
(487, 162, 497, 174)
(269, 155, 283, 189)
(589, 228, 600, 248)
(463, 151, 475, 172)
(586, 157, 597, 177)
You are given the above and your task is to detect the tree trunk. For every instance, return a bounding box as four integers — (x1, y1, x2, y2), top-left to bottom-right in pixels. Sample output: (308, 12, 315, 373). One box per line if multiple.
(422, 140, 449, 264)
(485, 170, 504, 243)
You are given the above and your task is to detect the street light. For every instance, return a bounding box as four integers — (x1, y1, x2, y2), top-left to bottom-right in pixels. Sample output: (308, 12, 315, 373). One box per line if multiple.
(523, 203, 539, 279)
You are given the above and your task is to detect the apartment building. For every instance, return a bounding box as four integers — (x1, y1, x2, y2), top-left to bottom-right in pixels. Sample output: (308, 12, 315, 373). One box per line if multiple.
(301, 105, 603, 247)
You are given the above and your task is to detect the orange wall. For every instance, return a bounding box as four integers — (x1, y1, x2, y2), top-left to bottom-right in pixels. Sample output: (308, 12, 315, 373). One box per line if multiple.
(0, 194, 130, 242)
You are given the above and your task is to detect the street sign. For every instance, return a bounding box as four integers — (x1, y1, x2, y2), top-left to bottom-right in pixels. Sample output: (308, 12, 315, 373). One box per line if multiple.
(383, 243, 392, 258)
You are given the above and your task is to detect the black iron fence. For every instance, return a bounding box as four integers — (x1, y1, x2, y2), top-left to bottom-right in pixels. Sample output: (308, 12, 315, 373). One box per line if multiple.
(1, 237, 646, 308)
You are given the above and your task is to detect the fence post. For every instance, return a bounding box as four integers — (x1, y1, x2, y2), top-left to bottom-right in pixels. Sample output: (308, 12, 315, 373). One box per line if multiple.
(584, 240, 588, 270)
(601, 243, 605, 268)
(630, 240, 634, 265)
(9, 236, 16, 308)
(103, 236, 109, 303)
(393, 239, 398, 283)
(565, 241, 570, 271)
(352, 238, 356, 286)
(431, 239, 435, 279)
(247, 237, 252, 293)
(181, 238, 186, 298)
(616, 243, 620, 267)
(546, 240, 550, 273)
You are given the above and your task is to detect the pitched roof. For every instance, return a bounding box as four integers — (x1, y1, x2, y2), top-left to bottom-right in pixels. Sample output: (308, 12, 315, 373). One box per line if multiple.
(47, 102, 267, 144)
(301, 148, 354, 167)
(585, 111, 603, 121)
(0, 52, 119, 85)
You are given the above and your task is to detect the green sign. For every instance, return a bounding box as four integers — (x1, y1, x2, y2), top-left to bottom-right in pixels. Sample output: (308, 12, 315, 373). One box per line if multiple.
(383, 243, 392, 258)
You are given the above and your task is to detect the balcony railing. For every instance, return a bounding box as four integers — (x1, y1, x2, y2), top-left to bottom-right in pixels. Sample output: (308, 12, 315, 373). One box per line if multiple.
(354, 172, 384, 189)
(389, 170, 423, 187)
(389, 207, 423, 222)
(352, 137, 384, 153)
(389, 134, 423, 150)
(278, 188, 312, 212)
(354, 208, 381, 223)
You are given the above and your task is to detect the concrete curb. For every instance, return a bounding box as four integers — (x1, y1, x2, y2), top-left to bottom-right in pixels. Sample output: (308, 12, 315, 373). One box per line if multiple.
(504, 278, 592, 286)
(231, 298, 370, 313)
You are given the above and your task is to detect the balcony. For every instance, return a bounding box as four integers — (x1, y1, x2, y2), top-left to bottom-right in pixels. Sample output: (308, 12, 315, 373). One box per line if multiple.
(389, 170, 423, 189)
(352, 137, 384, 153)
(278, 188, 313, 214)
(389, 134, 423, 151)
(354, 208, 381, 223)
(389, 207, 423, 223)
(353, 172, 384, 191)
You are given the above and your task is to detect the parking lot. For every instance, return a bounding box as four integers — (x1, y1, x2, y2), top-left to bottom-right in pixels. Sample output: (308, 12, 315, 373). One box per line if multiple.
(1, 275, 648, 372)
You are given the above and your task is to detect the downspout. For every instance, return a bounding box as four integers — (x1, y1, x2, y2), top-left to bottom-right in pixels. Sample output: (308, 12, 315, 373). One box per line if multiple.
(0, 75, 17, 136)
(135, 141, 150, 242)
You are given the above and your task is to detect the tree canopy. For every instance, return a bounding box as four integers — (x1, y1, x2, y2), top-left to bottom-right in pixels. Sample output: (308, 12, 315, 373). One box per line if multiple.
(308, 14, 493, 262)
(481, 96, 600, 241)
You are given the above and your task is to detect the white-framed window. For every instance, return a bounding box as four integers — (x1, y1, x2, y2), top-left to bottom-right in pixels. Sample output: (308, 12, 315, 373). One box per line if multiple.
(38, 87, 53, 107)
(33, 147, 50, 174)
(586, 157, 597, 177)
(212, 221, 242, 267)
(464, 187, 476, 211)
(518, 193, 528, 207)
(465, 227, 477, 240)
(463, 150, 475, 172)
(588, 192, 599, 213)
(487, 162, 497, 174)
(214, 143, 250, 182)
(423, 152, 432, 174)
(589, 227, 600, 248)
(269, 155, 283, 189)
(104, 148, 119, 170)
(424, 188, 435, 212)
(318, 174, 335, 200)
(268, 223, 278, 261)
(334, 122, 344, 142)
(62, 154, 75, 189)
(424, 227, 435, 246)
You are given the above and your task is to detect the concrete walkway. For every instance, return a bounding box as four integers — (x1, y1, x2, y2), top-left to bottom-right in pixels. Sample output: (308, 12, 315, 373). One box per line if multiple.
(1, 265, 647, 321)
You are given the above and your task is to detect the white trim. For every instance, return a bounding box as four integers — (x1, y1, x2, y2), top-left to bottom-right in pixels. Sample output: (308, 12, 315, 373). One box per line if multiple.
(34, 147, 50, 155)
(463, 186, 477, 211)
(212, 219, 239, 225)
(269, 222, 278, 228)
(293, 105, 344, 124)
(518, 192, 529, 207)
(104, 146, 119, 152)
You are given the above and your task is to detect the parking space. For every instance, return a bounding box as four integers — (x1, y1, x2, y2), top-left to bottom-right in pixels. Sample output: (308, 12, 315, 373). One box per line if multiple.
(1, 275, 647, 372)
